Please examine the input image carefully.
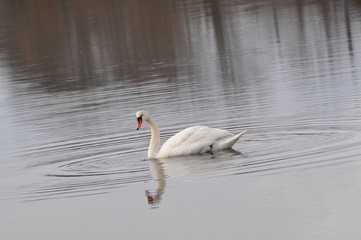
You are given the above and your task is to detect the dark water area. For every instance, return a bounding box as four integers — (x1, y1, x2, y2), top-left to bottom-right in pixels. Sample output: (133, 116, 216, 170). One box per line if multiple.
(1, 0, 361, 239)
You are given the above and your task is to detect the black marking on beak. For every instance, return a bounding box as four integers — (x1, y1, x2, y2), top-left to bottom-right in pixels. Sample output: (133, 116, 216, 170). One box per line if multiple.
(136, 115, 143, 130)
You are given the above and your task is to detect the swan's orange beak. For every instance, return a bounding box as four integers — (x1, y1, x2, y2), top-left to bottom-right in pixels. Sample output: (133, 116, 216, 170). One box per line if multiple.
(136, 119, 142, 130)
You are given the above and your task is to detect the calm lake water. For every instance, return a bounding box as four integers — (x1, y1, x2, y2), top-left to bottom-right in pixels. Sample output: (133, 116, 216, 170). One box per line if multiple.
(1, 0, 361, 239)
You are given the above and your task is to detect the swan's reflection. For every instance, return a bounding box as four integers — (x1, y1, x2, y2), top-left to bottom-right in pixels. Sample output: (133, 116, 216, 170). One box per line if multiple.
(145, 149, 243, 207)
(145, 159, 166, 208)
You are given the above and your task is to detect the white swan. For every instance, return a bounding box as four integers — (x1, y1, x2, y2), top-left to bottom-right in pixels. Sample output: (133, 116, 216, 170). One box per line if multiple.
(136, 110, 247, 158)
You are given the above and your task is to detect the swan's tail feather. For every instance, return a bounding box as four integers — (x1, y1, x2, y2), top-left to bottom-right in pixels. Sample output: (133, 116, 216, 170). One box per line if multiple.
(215, 130, 247, 150)
(231, 130, 247, 145)
(236, 130, 247, 138)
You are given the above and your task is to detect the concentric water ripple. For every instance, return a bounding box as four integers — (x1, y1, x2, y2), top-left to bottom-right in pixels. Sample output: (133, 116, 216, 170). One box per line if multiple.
(11, 113, 358, 203)
(232, 118, 361, 175)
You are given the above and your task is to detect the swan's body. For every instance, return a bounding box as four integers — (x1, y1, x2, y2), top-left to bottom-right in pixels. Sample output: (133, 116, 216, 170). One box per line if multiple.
(136, 110, 246, 158)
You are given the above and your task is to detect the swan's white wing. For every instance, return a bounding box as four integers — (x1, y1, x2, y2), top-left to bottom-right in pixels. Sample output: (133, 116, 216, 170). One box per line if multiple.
(157, 126, 234, 158)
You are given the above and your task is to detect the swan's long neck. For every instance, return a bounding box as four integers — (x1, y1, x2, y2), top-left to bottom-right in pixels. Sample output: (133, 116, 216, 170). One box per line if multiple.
(146, 116, 160, 158)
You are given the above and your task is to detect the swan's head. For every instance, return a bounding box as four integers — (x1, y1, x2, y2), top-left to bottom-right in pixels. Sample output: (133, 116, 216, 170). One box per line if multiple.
(136, 110, 149, 130)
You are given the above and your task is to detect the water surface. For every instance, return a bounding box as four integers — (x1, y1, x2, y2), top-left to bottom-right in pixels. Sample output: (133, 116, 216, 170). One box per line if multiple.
(1, 0, 361, 239)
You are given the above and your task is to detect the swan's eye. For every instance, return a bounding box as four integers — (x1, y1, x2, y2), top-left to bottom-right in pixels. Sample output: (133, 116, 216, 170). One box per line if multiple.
(137, 115, 142, 121)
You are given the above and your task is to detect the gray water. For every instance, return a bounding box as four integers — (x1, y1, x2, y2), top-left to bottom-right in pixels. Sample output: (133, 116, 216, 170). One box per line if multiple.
(1, 0, 361, 239)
